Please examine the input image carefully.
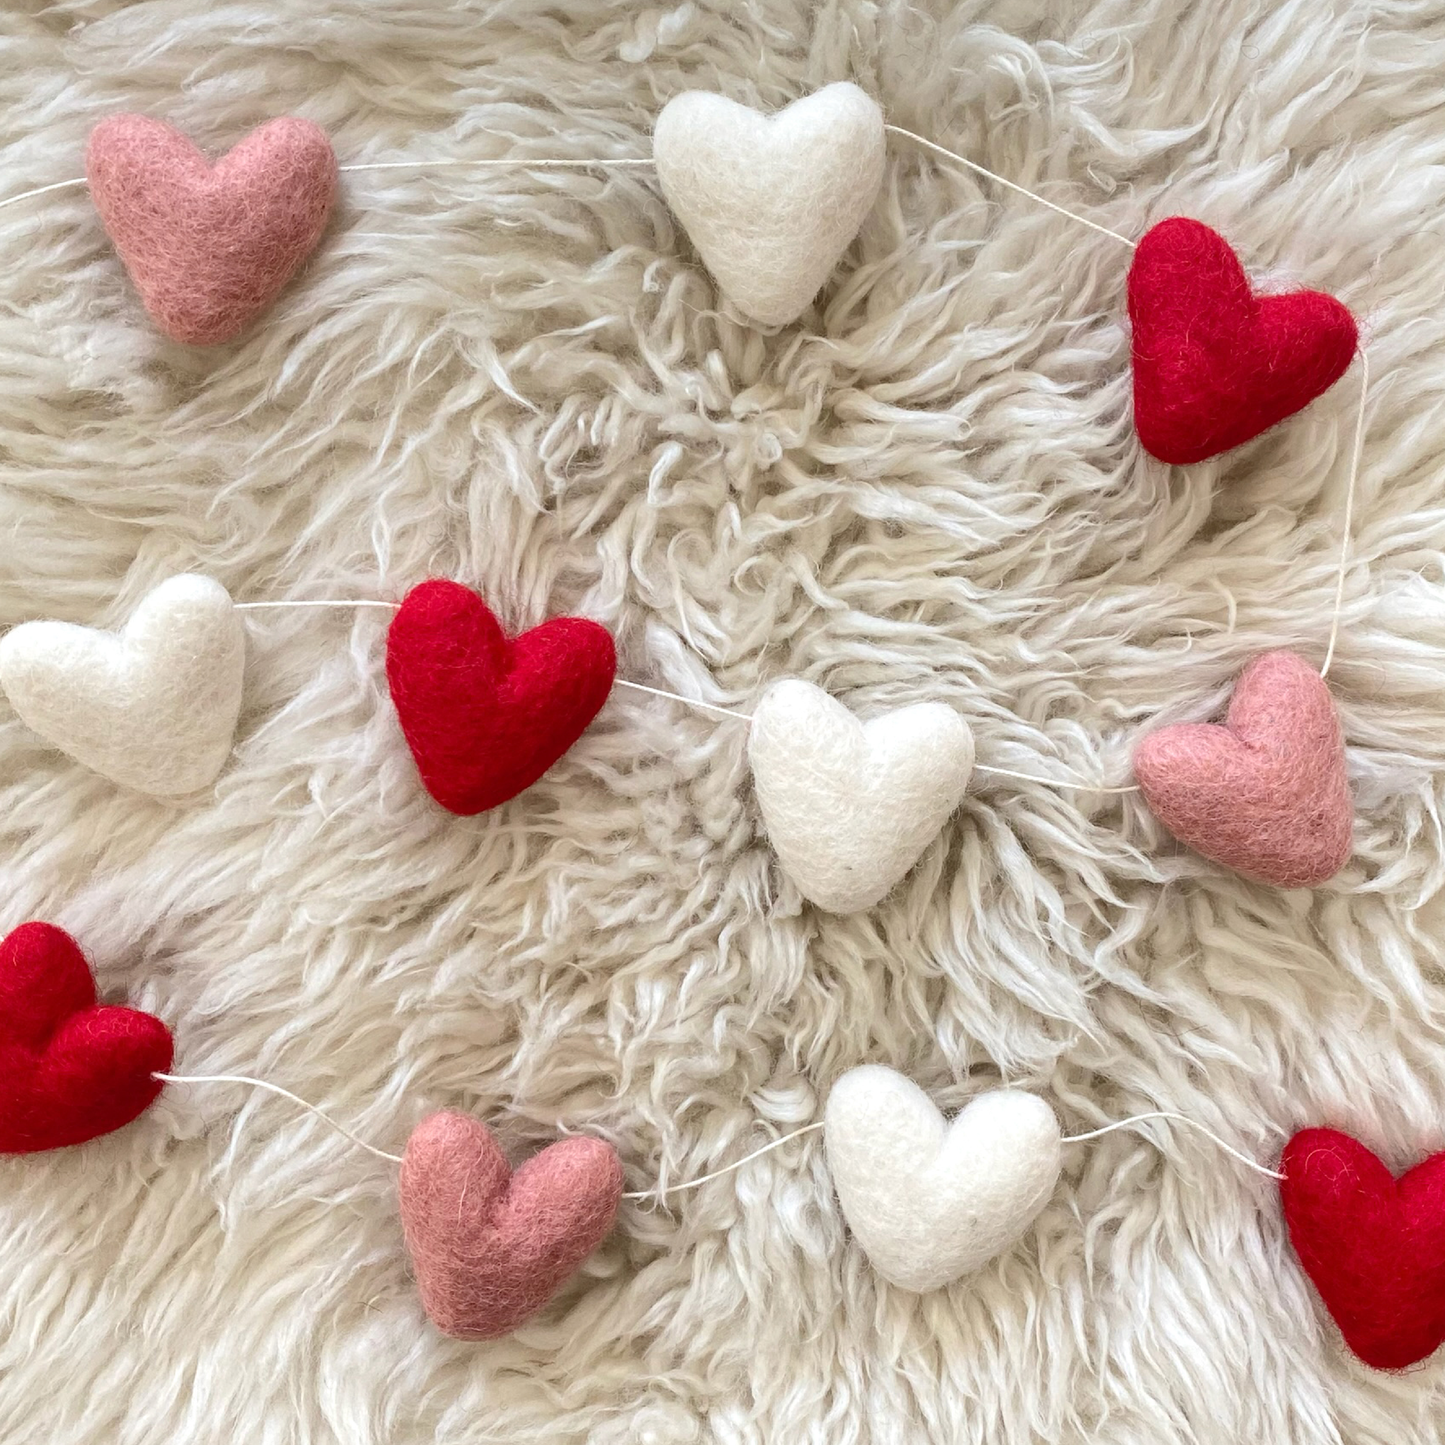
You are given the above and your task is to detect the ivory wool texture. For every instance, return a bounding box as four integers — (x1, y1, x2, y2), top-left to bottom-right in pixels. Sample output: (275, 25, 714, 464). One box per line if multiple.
(399, 1110, 623, 1341)
(0, 574, 246, 797)
(0, 922, 172, 1154)
(1128, 217, 1358, 465)
(5, 5, 1445, 1444)
(653, 82, 886, 326)
(87, 114, 337, 345)
(1132, 650, 1352, 888)
(1281, 1129, 1445, 1372)
(824, 1066, 1062, 1293)
(385, 579, 616, 815)
(747, 679, 975, 913)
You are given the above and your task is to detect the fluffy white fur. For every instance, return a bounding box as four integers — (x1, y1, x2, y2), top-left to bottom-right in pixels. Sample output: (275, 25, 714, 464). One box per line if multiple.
(653, 81, 885, 326)
(3, 2, 1445, 1443)
(0, 573, 243, 796)
(825, 1065, 1062, 1292)
(748, 678, 975, 912)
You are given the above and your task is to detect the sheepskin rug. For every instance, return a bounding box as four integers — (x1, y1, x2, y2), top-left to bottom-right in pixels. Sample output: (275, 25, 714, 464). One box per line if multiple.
(3, 1, 1445, 1441)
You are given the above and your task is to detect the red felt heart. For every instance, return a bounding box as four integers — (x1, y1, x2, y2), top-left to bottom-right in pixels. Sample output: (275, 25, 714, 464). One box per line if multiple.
(399, 1110, 623, 1340)
(1129, 217, 1357, 464)
(385, 579, 616, 816)
(1282, 1128, 1445, 1370)
(1133, 650, 1352, 888)
(87, 114, 336, 345)
(0, 922, 172, 1153)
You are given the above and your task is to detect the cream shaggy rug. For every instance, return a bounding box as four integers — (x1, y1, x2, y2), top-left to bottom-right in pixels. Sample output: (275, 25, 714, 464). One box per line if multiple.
(3, 1, 1445, 1442)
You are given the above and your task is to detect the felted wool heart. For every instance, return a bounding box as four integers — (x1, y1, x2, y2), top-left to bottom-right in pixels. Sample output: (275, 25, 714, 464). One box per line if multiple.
(399, 1110, 623, 1340)
(747, 679, 974, 913)
(0, 922, 172, 1153)
(87, 114, 336, 345)
(653, 82, 886, 326)
(1281, 1128, 1445, 1370)
(0, 573, 246, 797)
(825, 1066, 1061, 1293)
(385, 580, 616, 816)
(1133, 651, 1350, 888)
(1128, 217, 1357, 464)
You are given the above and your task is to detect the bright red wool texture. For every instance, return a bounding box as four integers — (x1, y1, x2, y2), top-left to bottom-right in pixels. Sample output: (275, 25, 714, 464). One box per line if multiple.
(385, 579, 616, 816)
(399, 1110, 623, 1340)
(1128, 217, 1358, 464)
(1133, 650, 1352, 888)
(0, 922, 172, 1153)
(87, 114, 337, 345)
(1282, 1128, 1445, 1370)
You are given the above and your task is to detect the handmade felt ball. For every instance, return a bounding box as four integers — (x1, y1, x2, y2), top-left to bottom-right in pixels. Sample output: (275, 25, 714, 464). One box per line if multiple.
(1128, 217, 1357, 464)
(385, 580, 616, 816)
(1133, 650, 1351, 888)
(747, 679, 974, 914)
(824, 1066, 1062, 1293)
(87, 114, 336, 345)
(653, 82, 886, 326)
(0, 922, 172, 1153)
(0, 573, 246, 797)
(1281, 1128, 1445, 1370)
(398, 1110, 623, 1340)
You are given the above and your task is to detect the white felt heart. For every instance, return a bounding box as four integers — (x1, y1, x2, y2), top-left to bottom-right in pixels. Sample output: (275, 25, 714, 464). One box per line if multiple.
(0, 574, 244, 797)
(748, 679, 974, 913)
(653, 81, 886, 326)
(825, 1066, 1062, 1293)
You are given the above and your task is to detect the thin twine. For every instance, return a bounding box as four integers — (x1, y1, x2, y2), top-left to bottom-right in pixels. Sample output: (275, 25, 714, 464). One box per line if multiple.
(154, 1074, 1283, 1187)
(231, 597, 1138, 792)
(882, 124, 1138, 250)
(155, 1071, 405, 1164)
(1319, 348, 1370, 679)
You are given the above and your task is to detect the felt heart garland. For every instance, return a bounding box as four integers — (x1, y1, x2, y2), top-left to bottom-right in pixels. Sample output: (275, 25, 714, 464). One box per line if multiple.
(399, 1110, 623, 1340)
(87, 115, 337, 345)
(0, 574, 246, 798)
(748, 679, 975, 913)
(384, 579, 617, 815)
(653, 82, 886, 326)
(0, 922, 172, 1152)
(1281, 1128, 1445, 1370)
(1129, 217, 1358, 464)
(824, 1066, 1062, 1291)
(1133, 650, 1352, 888)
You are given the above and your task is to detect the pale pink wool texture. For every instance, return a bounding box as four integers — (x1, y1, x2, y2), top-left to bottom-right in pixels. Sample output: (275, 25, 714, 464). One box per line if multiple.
(399, 1111, 623, 1341)
(86, 115, 336, 345)
(1133, 651, 1352, 888)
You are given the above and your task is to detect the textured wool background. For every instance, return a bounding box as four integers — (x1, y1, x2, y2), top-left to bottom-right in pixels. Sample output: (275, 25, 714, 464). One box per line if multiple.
(2, 1, 1445, 1442)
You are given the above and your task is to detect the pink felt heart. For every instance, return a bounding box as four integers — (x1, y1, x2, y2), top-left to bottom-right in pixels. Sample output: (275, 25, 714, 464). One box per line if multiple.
(399, 1110, 623, 1340)
(87, 114, 337, 345)
(1133, 650, 1351, 887)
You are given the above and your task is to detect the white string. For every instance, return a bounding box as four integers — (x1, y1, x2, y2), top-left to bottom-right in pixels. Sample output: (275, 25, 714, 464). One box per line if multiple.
(338, 158, 652, 173)
(622, 1122, 826, 1201)
(611, 678, 753, 722)
(154, 1072, 405, 1164)
(234, 599, 400, 611)
(973, 763, 1140, 794)
(1059, 1111, 1285, 1180)
(153, 1073, 1283, 1188)
(0, 177, 89, 212)
(1319, 348, 1370, 679)
(884, 124, 1138, 250)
